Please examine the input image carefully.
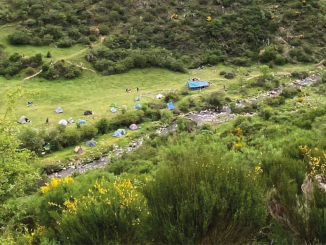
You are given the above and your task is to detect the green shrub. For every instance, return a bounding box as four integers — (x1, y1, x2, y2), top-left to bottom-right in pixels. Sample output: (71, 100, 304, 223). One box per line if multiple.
(60, 128, 81, 147)
(164, 92, 180, 103)
(95, 118, 110, 134)
(18, 128, 45, 153)
(79, 125, 98, 140)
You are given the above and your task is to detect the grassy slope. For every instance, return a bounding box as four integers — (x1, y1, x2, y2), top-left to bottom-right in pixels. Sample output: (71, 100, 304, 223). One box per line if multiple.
(0, 24, 322, 167)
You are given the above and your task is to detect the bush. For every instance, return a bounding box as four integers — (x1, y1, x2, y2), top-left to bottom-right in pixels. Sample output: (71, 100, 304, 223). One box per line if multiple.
(18, 128, 45, 153)
(281, 87, 301, 98)
(224, 72, 235, 79)
(160, 109, 173, 125)
(79, 125, 98, 140)
(60, 128, 81, 147)
(164, 92, 180, 103)
(95, 118, 110, 134)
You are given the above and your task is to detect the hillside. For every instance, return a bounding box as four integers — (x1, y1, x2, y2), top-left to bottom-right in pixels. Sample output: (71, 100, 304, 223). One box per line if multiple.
(0, 0, 326, 77)
(2, 0, 326, 245)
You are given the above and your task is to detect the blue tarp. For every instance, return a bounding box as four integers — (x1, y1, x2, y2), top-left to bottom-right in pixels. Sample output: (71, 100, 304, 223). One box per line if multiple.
(167, 102, 175, 110)
(186, 81, 209, 89)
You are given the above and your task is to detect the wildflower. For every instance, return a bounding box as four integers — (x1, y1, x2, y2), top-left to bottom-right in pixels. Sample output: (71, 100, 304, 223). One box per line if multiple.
(51, 178, 60, 188)
(41, 184, 50, 194)
(62, 176, 74, 184)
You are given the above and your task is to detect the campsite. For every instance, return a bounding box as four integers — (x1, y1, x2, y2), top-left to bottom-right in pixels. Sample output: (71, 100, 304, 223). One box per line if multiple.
(2, 0, 326, 243)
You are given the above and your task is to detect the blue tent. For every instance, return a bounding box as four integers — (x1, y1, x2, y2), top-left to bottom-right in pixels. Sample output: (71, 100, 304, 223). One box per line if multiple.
(134, 103, 142, 109)
(186, 81, 209, 90)
(113, 131, 122, 137)
(110, 107, 117, 113)
(167, 102, 175, 110)
(78, 119, 86, 125)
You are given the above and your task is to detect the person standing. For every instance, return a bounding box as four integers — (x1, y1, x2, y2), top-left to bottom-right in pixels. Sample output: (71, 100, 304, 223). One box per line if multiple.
(46, 118, 49, 125)
(137, 87, 139, 92)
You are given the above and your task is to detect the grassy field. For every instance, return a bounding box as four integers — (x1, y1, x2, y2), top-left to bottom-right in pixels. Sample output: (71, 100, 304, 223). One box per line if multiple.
(0, 24, 323, 167)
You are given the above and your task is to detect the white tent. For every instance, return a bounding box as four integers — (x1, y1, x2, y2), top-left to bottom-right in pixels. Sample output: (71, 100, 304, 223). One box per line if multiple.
(58, 119, 68, 126)
(156, 93, 163, 99)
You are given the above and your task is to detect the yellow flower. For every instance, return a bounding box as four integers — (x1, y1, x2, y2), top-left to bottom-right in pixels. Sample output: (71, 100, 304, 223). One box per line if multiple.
(51, 178, 60, 188)
(62, 176, 74, 184)
(41, 184, 50, 194)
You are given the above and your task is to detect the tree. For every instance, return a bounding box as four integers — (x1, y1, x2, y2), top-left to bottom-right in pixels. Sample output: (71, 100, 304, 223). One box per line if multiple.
(260, 65, 270, 81)
(160, 109, 173, 126)
(46, 51, 52, 58)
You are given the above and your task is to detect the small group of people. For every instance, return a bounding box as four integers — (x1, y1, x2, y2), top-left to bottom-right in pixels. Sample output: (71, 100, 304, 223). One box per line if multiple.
(126, 87, 139, 93)
(192, 77, 200, 81)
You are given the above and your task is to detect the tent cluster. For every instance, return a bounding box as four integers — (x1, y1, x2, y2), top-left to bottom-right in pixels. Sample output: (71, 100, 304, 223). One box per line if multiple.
(113, 128, 127, 138)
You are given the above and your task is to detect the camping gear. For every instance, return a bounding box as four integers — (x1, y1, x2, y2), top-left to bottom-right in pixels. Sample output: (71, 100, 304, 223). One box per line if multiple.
(78, 119, 86, 125)
(129, 124, 138, 130)
(118, 128, 127, 135)
(55, 107, 63, 113)
(110, 107, 117, 113)
(27, 102, 33, 107)
(110, 103, 117, 108)
(74, 146, 83, 154)
(18, 116, 30, 124)
(68, 117, 74, 124)
(58, 119, 68, 126)
(134, 104, 142, 109)
(186, 81, 209, 90)
(112, 131, 122, 138)
(134, 97, 140, 102)
(166, 102, 175, 110)
(85, 139, 96, 147)
(156, 93, 163, 99)
(84, 110, 93, 115)
(43, 143, 51, 151)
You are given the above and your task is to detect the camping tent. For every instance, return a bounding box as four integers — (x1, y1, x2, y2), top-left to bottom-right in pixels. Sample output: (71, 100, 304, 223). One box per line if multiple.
(156, 93, 163, 99)
(84, 110, 93, 115)
(166, 102, 175, 110)
(27, 102, 34, 107)
(110, 107, 117, 113)
(129, 124, 138, 130)
(68, 117, 74, 124)
(110, 103, 117, 108)
(86, 139, 96, 147)
(74, 146, 83, 154)
(186, 81, 209, 90)
(134, 104, 142, 109)
(43, 143, 51, 151)
(55, 107, 63, 113)
(134, 97, 140, 102)
(58, 119, 68, 125)
(112, 131, 122, 137)
(18, 115, 30, 124)
(117, 128, 126, 135)
(78, 119, 86, 125)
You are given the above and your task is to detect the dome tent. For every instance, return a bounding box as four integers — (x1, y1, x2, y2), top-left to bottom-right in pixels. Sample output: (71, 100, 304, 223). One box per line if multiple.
(86, 139, 96, 147)
(55, 107, 63, 113)
(156, 93, 163, 99)
(129, 124, 138, 130)
(58, 119, 68, 125)
(18, 115, 30, 124)
(134, 104, 142, 109)
(110, 107, 117, 113)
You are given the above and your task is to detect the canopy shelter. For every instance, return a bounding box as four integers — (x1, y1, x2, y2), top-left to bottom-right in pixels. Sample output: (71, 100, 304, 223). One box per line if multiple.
(55, 107, 63, 113)
(186, 81, 209, 90)
(166, 102, 175, 110)
(74, 146, 83, 154)
(134, 103, 142, 109)
(84, 110, 93, 115)
(58, 119, 68, 125)
(110, 107, 117, 113)
(156, 93, 163, 99)
(78, 119, 86, 125)
(18, 115, 30, 124)
(110, 103, 117, 108)
(86, 139, 96, 147)
(129, 124, 138, 130)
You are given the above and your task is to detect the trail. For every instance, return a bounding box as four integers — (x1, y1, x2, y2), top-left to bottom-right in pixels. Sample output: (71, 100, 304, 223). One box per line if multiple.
(23, 69, 43, 81)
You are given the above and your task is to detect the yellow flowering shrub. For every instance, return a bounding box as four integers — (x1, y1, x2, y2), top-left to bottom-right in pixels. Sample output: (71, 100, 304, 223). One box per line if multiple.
(299, 145, 326, 177)
(40, 176, 74, 194)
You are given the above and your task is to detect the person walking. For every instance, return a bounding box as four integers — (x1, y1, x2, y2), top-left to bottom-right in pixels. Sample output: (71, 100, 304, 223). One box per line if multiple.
(46, 118, 49, 125)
